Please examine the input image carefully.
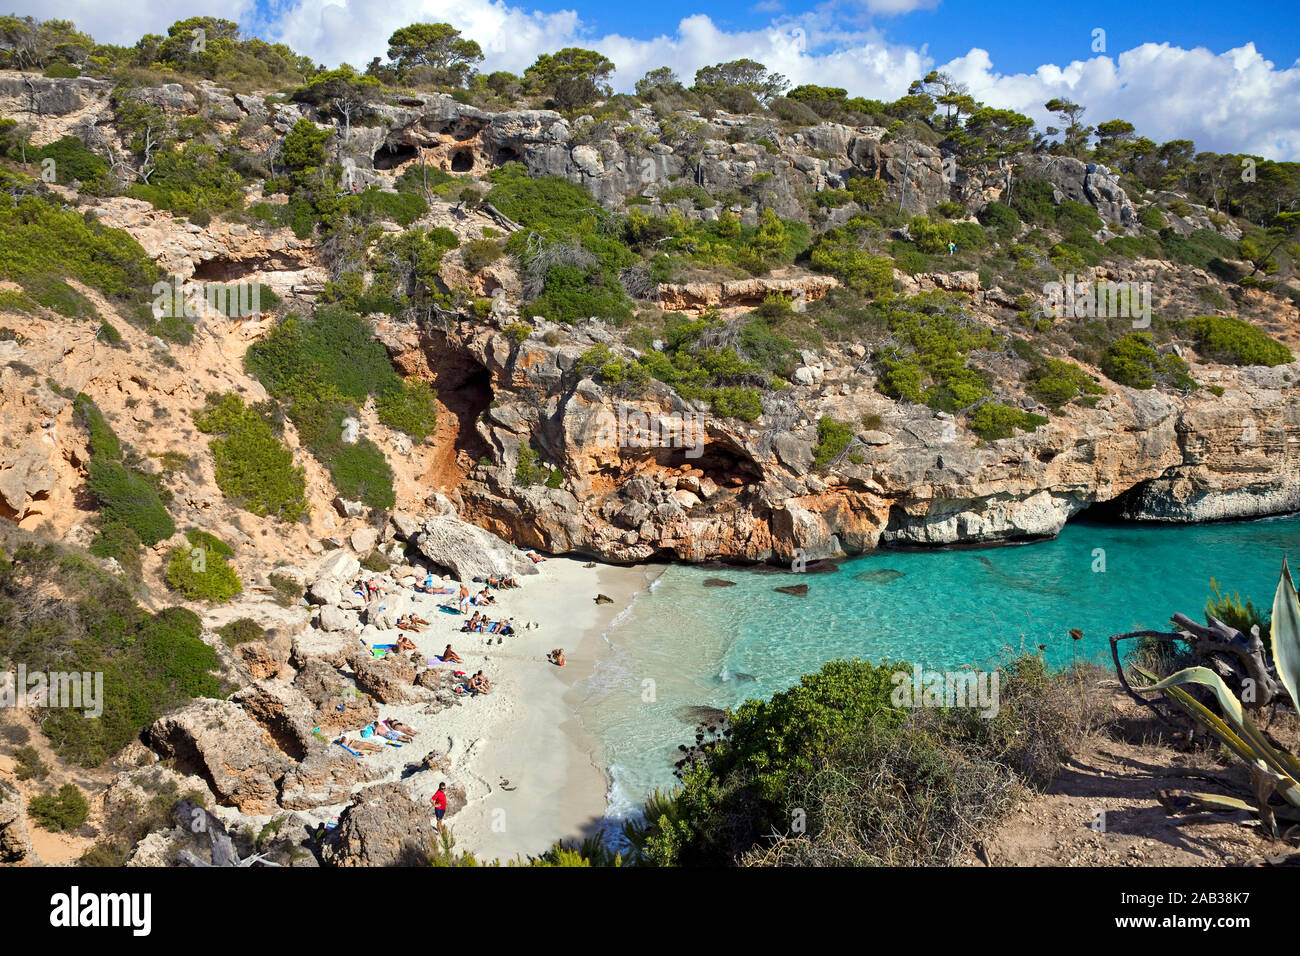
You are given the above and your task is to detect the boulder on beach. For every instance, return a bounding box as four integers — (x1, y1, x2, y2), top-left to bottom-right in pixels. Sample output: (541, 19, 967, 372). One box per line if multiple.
(413, 514, 537, 582)
(320, 783, 439, 867)
(145, 699, 291, 814)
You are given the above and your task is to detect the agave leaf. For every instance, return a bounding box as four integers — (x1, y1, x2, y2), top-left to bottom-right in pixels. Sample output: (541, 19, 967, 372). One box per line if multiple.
(1136, 665, 1300, 807)
(1271, 560, 1300, 712)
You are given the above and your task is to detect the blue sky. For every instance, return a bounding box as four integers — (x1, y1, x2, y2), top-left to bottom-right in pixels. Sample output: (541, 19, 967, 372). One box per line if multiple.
(517, 0, 1300, 76)
(14, 0, 1300, 159)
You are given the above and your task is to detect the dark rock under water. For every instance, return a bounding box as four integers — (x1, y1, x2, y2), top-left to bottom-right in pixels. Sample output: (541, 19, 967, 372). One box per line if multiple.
(774, 583, 809, 596)
(854, 568, 906, 583)
(702, 577, 737, 588)
(675, 705, 727, 724)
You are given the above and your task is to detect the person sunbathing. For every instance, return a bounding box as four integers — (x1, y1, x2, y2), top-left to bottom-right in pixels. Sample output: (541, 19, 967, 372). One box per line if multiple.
(393, 633, 418, 652)
(410, 613, 431, 626)
(372, 722, 413, 743)
(476, 589, 496, 605)
(501, 575, 519, 588)
(442, 645, 463, 664)
(340, 735, 385, 753)
(548, 648, 566, 667)
(384, 718, 418, 737)
(525, 551, 546, 564)
(396, 617, 422, 635)
(467, 671, 490, 695)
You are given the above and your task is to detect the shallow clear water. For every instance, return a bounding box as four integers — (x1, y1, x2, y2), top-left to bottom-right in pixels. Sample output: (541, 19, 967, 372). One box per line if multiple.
(574, 514, 1300, 827)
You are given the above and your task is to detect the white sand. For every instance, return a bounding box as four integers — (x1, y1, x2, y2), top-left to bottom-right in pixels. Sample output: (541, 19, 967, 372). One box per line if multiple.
(303, 555, 657, 862)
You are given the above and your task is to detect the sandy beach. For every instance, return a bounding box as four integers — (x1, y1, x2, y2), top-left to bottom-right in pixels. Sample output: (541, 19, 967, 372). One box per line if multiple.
(295, 554, 661, 862)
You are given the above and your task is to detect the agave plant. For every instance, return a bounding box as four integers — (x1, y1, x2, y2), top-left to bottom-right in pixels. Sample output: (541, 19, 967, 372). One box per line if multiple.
(1133, 561, 1300, 838)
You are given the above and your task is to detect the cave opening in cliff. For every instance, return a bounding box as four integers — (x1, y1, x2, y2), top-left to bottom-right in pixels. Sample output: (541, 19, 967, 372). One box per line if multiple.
(1072, 493, 1132, 525)
(626, 440, 763, 489)
(494, 145, 523, 166)
(423, 338, 494, 464)
(450, 149, 473, 172)
(373, 142, 418, 170)
(190, 256, 264, 283)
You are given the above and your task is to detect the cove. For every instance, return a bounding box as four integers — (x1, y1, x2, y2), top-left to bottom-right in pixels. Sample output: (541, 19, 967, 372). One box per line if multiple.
(575, 513, 1300, 825)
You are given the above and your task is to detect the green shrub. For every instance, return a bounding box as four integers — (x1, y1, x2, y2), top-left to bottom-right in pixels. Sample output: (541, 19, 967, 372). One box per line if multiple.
(812, 416, 854, 469)
(360, 550, 391, 573)
(462, 238, 504, 273)
(0, 195, 160, 333)
(1008, 177, 1056, 224)
(375, 379, 438, 443)
(874, 296, 997, 412)
(811, 224, 894, 296)
(1138, 206, 1165, 230)
(13, 745, 48, 781)
(86, 461, 174, 546)
(1177, 315, 1292, 367)
(967, 402, 1048, 441)
(909, 215, 954, 254)
(193, 392, 309, 522)
(1026, 357, 1105, 409)
(164, 531, 242, 603)
(216, 618, 266, 647)
(331, 439, 396, 509)
(0, 540, 220, 767)
(89, 522, 144, 581)
(1102, 332, 1197, 390)
(515, 444, 547, 486)
(244, 309, 399, 509)
(978, 201, 1020, 240)
(28, 784, 89, 832)
(1159, 228, 1237, 269)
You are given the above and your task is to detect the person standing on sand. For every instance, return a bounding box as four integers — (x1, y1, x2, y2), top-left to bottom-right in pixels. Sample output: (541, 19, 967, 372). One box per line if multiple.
(458, 584, 471, 613)
(431, 782, 448, 832)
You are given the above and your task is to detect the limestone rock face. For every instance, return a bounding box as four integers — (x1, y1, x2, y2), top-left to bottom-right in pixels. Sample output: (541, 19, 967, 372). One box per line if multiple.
(145, 700, 291, 813)
(0, 785, 35, 865)
(279, 748, 386, 810)
(347, 651, 420, 704)
(319, 783, 438, 867)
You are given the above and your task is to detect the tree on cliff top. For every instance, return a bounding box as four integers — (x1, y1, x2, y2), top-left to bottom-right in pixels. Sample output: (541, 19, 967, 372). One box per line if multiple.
(524, 47, 615, 110)
(386, 22, 483, 86)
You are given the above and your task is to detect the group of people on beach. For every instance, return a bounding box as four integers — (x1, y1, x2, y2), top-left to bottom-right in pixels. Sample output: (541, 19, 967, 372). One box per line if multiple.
(327, 551, 585, 837)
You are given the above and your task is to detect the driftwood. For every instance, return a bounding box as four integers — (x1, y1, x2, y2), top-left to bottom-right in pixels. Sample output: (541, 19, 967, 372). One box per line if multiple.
(1110, 613, 1291, 723)
(171, 800, 282, 868)
(481, 202, 522, 232)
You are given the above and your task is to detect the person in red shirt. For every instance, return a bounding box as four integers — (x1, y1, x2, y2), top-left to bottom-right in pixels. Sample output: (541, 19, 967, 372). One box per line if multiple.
(431, 782, 448, 831)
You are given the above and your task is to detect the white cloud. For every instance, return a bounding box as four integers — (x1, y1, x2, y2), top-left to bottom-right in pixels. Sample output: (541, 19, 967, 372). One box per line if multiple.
(8, 0, 1299, 159)
(944, 42, 1300, 160)
(7, 0, 256, 46)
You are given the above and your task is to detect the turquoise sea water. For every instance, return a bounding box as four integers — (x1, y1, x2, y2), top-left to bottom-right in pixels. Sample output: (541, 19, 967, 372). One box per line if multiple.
(573, 514, 1300, 825)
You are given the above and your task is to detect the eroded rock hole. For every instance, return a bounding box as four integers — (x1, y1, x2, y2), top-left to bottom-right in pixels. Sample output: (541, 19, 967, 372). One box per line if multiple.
(450, 150, 473, 173)
(191, 256, 264, 283)
(374, 142, 418, 170)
